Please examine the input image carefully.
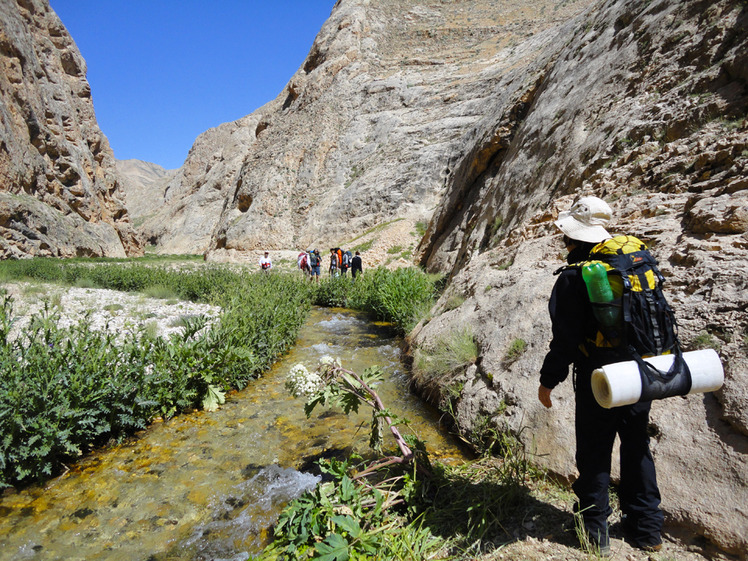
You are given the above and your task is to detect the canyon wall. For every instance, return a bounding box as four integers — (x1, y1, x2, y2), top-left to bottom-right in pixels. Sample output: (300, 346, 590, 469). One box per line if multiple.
(0, 0, 140, 258)
(412, 0, 747, 556)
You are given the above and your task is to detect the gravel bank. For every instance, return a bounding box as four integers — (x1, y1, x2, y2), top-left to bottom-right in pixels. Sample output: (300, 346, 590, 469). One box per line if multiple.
(2, 282, 221, 342)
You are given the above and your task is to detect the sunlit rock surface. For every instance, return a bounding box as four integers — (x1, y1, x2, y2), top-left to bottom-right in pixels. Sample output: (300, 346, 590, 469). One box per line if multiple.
(0, 0, 141, 258)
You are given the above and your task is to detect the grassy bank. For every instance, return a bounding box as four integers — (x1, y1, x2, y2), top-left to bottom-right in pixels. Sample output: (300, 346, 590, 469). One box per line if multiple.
(0, 258, 438, 488)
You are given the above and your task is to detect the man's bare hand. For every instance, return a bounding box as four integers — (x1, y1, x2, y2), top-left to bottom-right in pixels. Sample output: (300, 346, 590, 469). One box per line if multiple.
(538, 385, 553, 408)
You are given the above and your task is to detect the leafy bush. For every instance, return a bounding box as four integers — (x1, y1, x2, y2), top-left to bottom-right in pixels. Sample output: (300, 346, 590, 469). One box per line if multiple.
(0, 268, 314, 488)
(366, 267, 436, 333)
(0, 299, 159, 483)
(256, 457, 446, 561)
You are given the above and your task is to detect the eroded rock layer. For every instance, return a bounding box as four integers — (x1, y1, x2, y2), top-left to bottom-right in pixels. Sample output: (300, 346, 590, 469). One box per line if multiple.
(0, 0, 140, 258)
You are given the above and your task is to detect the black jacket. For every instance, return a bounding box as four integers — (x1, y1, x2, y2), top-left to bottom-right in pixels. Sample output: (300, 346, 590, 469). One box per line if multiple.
(539, 246, 600, 390)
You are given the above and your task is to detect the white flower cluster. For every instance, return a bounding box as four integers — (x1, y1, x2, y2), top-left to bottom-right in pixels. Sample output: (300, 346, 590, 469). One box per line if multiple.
(285, 363, 324, 398)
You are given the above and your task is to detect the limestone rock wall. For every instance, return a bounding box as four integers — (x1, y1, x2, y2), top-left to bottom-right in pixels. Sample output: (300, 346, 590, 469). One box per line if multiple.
(141, 0, 594, 257)
(413, 0, 748, 556)
(0, 0, 140, 258)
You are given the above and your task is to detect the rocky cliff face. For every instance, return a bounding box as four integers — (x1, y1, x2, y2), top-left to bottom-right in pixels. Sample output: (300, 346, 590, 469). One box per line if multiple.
(142, 0, 595, 260)
(411, 0, 747, 556)
(0, 0, 140, 258)
(138, 114, 263, 254)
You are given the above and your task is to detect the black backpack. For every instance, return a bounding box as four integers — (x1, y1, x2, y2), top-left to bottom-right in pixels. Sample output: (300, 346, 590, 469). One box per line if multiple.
(578, 235, 691, 400)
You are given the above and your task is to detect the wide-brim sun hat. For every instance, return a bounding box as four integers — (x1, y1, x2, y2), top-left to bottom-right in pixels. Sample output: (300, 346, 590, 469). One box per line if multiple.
(555, 196, 612, 243)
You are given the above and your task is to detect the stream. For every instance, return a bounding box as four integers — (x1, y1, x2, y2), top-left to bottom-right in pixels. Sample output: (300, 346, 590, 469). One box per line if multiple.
(0, 307, 468, 561)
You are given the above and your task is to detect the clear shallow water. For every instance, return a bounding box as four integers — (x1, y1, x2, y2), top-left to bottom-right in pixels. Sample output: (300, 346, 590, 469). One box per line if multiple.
(0, 308, 467, 561)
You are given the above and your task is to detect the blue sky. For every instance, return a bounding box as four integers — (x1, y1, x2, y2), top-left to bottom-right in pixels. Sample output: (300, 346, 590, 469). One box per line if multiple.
(49, 1, 336, 170)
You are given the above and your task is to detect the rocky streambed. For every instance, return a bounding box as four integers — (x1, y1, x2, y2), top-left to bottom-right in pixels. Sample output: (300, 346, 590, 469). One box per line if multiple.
(2, 282, 222, 343)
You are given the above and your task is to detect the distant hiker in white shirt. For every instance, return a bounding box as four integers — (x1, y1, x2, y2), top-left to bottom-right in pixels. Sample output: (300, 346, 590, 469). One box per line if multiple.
(259, 251, 272, 272)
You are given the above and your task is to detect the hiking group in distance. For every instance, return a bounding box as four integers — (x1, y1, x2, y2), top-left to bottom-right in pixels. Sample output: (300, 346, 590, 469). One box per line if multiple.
(259, 248, 363, 281)
(299, 248, 363, 281)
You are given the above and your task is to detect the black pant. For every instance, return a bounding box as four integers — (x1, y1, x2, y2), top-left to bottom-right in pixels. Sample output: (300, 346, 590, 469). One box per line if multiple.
(573, 370, 663, 547)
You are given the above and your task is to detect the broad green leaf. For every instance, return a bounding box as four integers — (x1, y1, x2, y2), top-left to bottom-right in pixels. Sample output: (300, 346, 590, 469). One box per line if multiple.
(202, 384, 226, 412)
(314, 533, 350, 561)
(331, 514, 362, 539)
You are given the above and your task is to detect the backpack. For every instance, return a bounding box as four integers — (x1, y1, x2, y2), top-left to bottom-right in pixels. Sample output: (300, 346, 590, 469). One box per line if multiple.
(576, 235, 691, 400)
(342, 251, 351, 268)
(298, 252, 308, 270)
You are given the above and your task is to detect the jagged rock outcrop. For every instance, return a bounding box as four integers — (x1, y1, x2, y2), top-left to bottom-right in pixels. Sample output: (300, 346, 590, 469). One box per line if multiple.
(412, 0, 747, 556)
(0, 0, 140, 258)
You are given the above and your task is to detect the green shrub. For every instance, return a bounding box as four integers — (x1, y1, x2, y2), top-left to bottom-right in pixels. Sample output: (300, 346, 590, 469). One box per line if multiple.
(503, 338, 527, 364)
(367, 267, 436, 333)
(415, 328, 478, 379)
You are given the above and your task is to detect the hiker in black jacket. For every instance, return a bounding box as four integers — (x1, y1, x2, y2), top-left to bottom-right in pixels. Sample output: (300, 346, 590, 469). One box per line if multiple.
(351, 251, 363, 279)
(539, 196, 663, 556)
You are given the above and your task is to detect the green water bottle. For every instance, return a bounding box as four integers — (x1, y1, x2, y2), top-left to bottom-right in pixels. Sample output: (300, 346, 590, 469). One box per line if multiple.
(581, 262, 619, 327)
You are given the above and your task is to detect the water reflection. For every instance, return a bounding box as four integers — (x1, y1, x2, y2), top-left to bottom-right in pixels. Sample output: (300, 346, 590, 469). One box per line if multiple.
(0, 308, 465, 560)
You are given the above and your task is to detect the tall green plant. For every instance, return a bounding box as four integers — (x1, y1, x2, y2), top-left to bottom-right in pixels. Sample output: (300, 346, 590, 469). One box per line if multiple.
(0, 272, 315, 488)
(310, 267, 437, 335)
(363, 267, 435, 333)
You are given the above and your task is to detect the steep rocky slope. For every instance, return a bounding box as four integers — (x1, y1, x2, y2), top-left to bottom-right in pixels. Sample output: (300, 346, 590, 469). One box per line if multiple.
(0, 0, 141, 258)
(115, 158, 175, 228)
(411, 0, 748, 556)
(140, 0, 595, 258)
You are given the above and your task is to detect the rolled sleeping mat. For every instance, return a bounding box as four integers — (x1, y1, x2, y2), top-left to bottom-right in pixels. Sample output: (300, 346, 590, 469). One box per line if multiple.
(591, 349, 724, 409)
